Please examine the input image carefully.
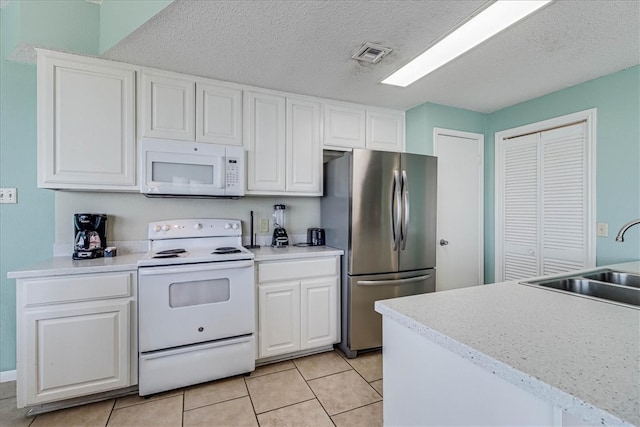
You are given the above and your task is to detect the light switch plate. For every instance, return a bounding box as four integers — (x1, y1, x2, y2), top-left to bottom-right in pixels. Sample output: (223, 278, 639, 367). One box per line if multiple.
(260, 219, 269, 233)
(0, 188, 17, 204)
(597, 223, 608, 237)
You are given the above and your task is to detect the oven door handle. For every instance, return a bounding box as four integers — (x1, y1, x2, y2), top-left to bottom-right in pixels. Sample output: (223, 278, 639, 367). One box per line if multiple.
(138, 260, 254, 276)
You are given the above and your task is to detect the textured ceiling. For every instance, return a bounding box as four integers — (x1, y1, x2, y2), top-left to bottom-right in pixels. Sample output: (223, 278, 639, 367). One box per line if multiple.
(103, 0, 640, 113)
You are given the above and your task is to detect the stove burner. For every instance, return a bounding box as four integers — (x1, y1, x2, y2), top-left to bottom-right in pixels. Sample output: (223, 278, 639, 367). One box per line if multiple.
(156, 249, 187, 255)
(153, 254, 180, 259)
(213, 247, 242, 255)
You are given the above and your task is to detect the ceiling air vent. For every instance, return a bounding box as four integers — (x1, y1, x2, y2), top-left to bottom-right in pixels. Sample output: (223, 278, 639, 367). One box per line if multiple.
(352, 43, 392, 64)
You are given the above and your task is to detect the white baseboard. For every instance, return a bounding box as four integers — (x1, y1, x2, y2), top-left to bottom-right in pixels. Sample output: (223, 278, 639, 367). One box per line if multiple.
(1, 370, 17, 382)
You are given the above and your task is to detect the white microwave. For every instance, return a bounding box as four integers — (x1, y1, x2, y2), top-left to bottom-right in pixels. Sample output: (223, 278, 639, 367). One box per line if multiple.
(139, 138, 244, 198)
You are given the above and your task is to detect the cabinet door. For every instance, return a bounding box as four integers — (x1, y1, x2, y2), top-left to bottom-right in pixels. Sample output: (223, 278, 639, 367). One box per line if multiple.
(24, 301, 130, 405)
(244, 91, 286, 192)
(196, 82, 242, 145)
(366, 109, 405, 152)
(300, 277, 338, 349)
(258, 282, 300, 358)
(140, 70, 195, 141)
(286, 98, 321, 194)
(323, 104, 366, 149)
(37, 52, 136, 190)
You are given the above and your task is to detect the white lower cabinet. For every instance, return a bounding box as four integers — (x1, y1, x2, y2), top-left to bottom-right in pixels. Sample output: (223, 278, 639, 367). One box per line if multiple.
(16, 271, 137, 408)
(256, 257, 339, 359)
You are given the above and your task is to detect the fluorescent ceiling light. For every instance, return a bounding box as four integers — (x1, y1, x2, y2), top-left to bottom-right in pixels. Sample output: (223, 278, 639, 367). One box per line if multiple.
(381, 0, 552, 87)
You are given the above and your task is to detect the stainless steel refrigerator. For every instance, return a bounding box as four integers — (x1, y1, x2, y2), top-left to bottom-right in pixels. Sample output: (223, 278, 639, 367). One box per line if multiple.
(321, 149, 437, 358)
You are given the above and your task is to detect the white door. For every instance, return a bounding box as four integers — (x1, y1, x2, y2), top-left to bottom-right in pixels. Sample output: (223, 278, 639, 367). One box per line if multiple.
(196, 82, 242, 145)
(258, 282, 300, 358)
(366, 109, 405, 152)
(434, 128, 484, 291)
(323, 103, 366, 149)
(300, 277, 338, 349)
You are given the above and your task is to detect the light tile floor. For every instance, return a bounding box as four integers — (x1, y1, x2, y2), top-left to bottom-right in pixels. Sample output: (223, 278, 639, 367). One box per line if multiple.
(0, 349, 382, 427)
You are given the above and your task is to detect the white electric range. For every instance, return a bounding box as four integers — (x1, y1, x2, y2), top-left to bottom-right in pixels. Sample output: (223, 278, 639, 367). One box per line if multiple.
(137, 218, 255, 396)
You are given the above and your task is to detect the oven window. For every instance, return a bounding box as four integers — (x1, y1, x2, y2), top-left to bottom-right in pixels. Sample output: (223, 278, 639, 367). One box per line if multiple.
(152, 161, 214, 185)
(169, 279, 230, 308)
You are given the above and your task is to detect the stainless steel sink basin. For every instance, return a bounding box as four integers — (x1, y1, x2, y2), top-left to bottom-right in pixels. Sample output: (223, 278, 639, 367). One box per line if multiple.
(582, 270, 640, 288)
(522, 270, 640, 307)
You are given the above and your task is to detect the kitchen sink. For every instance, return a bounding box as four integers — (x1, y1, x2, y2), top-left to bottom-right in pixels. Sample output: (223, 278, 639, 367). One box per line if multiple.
(582, 270, 640, 288)
(522, 270, 640, 307)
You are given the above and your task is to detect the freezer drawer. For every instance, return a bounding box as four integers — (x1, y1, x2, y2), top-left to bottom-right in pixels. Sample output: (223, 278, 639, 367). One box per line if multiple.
(348, 269, 435, 351)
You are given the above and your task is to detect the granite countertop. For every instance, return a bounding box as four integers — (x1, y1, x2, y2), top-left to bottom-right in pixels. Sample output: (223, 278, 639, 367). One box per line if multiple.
(250, 245, 343, 261)
(375, 261, 640, 427)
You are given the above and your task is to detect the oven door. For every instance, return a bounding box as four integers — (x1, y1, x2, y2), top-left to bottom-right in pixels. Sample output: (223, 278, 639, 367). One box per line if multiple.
(138, 260, 254, 353)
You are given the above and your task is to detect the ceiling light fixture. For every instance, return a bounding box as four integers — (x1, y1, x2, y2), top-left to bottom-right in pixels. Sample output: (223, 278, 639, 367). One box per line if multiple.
(381, 0, 553, 87)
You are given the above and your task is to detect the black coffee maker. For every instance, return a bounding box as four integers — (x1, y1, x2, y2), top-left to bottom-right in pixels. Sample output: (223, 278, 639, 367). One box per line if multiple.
(73, 214, 107, 260)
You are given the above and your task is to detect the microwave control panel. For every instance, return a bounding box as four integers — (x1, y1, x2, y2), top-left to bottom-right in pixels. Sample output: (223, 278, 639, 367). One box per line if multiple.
(225, 157, 241, 190)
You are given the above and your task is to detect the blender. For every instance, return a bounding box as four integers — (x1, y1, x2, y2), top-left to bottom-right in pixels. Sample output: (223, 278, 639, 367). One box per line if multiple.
(271, 204, 289, 247)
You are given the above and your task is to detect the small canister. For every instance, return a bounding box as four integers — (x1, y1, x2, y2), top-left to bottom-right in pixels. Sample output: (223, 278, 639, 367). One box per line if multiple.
(307, 228, 326, 246)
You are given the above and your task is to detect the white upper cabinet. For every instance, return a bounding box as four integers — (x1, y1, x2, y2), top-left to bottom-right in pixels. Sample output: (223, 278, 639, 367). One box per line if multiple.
(323, 102, 405, 152)
(245, 91, 322, 195)
(366, 108, 405, 152)
(196, 82, 243, 145)
(286, 98, 321, 194)
(139, 69, 242, 145)
(37, 50, 136, 190)
(139, 70, 196, 141)
(323, 103, 366, 150)
(244, 91, 287, 192)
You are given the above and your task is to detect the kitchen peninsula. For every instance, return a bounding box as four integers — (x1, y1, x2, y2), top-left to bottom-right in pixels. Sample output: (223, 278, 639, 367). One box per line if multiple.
(375, 261, 640, 427)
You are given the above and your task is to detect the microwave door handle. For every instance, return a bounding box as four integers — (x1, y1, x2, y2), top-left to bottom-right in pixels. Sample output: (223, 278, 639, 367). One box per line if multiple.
(401, 170, 410, 250)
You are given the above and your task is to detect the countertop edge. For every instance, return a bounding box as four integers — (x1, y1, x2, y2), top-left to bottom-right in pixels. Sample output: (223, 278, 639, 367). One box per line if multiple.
(374, 265, 639, 427)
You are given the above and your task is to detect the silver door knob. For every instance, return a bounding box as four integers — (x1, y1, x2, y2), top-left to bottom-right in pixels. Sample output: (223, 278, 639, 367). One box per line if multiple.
(440, 239, 449, 246)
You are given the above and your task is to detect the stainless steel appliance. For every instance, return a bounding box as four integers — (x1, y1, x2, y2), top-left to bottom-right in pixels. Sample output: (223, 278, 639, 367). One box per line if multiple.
(137, 219, 255, 396)
(73, 213, 107, 260)
(321, 149, 437, 358)
(271, 204, 289, 247)
(139, 138, 244, 198)
(307, 228, 326, 246)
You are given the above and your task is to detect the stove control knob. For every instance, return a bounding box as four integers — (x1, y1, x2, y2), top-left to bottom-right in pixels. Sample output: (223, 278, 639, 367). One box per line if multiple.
(224, 223, 231, 229)
(154, 225, 162, 232)
(194, 223, 202, 230)
(162, 224, 170, 232)
(231, 223, 239, 230)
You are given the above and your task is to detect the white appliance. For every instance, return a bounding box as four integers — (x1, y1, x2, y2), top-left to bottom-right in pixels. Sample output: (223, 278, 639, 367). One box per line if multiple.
(137, 218, 255, 396)
(139, 138, 244, 198)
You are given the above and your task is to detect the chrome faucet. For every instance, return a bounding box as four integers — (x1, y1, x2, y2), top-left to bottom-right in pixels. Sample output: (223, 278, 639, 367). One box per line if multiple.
(615, 218, 640, 242)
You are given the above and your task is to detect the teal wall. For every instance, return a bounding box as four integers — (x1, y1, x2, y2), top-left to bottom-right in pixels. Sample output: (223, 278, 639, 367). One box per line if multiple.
(406, 66, 640, 284)
(405, 102, 486, 154)
(485, 66, 640, 282)
(99, 0, 173, 53)
(0, 0, 170, 373)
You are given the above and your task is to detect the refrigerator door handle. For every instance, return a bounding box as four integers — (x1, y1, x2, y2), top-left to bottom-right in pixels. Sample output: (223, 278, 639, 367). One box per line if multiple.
(400, 170, 410, 250)
(357, 274, 433, 286)
(392, 170, 401, 250)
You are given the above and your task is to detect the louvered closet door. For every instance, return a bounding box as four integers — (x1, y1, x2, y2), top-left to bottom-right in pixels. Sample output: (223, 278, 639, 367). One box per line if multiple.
(499, 122, 590, 281)
(540, 123, 588, 274)
(502, 134, 540, 281)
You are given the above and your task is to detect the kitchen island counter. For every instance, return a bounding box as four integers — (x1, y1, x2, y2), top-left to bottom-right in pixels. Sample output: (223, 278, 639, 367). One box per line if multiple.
(375, 261, 640, 426)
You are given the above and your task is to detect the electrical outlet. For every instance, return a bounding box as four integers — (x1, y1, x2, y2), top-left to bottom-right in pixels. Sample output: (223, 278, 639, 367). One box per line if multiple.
(259, 219, 269, 233)
(597, 223, 608, 237)
(0, 188, 17, 204)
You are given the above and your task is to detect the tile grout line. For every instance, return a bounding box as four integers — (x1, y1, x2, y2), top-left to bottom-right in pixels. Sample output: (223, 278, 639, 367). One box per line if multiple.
(293, 362, 337, 427)
(104, 397, 116, 427)
(242, 375, 261, 426)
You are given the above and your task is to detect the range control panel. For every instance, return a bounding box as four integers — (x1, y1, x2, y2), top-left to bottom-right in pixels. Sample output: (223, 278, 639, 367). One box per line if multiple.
(148, 219, 242, 239)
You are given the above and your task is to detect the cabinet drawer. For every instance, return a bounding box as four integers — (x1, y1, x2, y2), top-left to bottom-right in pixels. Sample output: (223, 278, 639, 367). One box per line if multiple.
(23, 272, 133, 306)
(258, 257, 338, 283)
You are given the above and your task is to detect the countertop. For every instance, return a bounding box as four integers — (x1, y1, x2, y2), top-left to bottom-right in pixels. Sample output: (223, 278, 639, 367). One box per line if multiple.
(375, 261, 640, 426)
(7, 246, 343, 279)
(250, 245, 343, 261)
